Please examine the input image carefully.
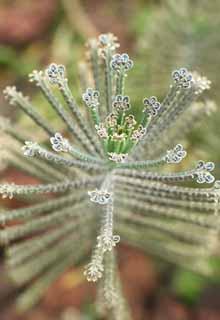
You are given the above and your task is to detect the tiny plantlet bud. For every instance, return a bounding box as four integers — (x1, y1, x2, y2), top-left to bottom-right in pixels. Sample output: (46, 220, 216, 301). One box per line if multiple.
(125, 115, 136, 128)
(172, 67, 194, 88)
(131, 125, 146, 141)
(98, 33, 119, 51)
(110, 53, 133, 73)
(112, 95, 130, 112)
(84, 248, 104, 282)
(97, 234, 120, 252)
(195, 160, 215, 184)
(165, 144, 187, 163)
(95, 123, 108, 139)
(88, 189, 112, 205)
(105, 113, 118, 128)
(82, 88, 100, 108)
(108, 153, 128, 163)
(46, 63, 65, 84)
(143, 96, 161, 116)
(22, 141, 38, 157)
(0, 183, 16, 199)
(50, 133, 70, 152)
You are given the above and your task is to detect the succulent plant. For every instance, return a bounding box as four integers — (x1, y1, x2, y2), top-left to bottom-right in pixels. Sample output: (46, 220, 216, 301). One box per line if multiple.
(0, 33, 219, 318)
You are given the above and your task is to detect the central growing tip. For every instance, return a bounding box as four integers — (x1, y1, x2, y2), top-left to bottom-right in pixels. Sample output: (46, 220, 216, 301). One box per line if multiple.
(81, 47, 162, 165)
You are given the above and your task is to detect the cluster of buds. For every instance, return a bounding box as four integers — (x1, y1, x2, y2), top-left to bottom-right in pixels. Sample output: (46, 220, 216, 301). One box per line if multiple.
(98, 33, 119, 54)
(3, 86, 29, 106)
(97, 234, 120, 252)
(124, 115, 137, 128)
(111, 132, 125, 141)
(50, 133, 70, 152)
(45, 63, 65, 84)
(84, 248, 104, 282)
(88, 189, 112, 205)
(97, 33, 119, 61)
(165, 144, 187, 164)
(195, 160, 215, 184)
(0, 183, 16, 199)
(108, 153, 128, 163)
(29, 70, 44, 85)
(105, 113, 118, 128)
(172, 67, 194, 89)
(110, 53, 133, 73)
(143, 96, 161, 117)
(131, 125, 147, 142)
(95, 109, 147, 155)
(82, 88, 100, 108)
(22, 141, 38, 157)
(95, 123, 108, 139)
(112, 95, 130, 113)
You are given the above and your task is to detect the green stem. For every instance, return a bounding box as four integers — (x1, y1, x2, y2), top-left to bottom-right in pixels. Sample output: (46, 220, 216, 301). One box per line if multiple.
(141, 113, 150, 127)
(90, 107, 100, 126)
(116, 158, 166, 169)
(117, 112, 125, 126)
(119, 139, 127, 153)
(105, 48, 113, 113)
(121, 140, 136, 153)
(68, 146, 103, 163)
(106, 136, 114, 153)
(116, 70, 125, 96)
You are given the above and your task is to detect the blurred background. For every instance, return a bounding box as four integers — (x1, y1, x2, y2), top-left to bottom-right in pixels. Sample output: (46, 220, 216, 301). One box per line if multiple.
(0, 0, 220, 319)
